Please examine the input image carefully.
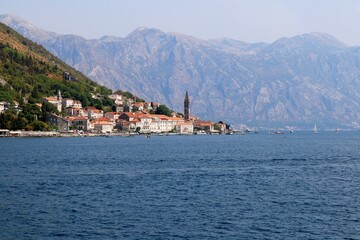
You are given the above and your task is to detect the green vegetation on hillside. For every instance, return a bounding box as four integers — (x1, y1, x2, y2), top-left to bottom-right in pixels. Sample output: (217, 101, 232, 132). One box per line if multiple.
(155, 104, 172, 117)
(0, 22, 112, 105)
(120, 91, 145, 102)
(0, 22, 115, 129)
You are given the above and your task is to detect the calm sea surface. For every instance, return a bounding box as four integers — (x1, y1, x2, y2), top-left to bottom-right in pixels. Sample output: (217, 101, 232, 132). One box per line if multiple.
(1, 132, 360, 239)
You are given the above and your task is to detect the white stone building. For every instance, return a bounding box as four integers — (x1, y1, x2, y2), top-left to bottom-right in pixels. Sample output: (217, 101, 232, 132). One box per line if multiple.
(176, 122, 194, 134)
(87, 107, 104, 119)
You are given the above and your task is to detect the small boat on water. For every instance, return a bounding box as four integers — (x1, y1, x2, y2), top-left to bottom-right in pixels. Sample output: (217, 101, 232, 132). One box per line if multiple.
(313, 124, 318, 134)
(195, 130, 207, 135)
(272, 131, 284, 135)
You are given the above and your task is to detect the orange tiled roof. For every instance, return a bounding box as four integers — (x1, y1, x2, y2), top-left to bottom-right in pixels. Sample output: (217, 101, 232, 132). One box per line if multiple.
(176, 122, 193, 126)
(45, 97, 58, 101)
(122, 112, 145, 118)
(149, 114, 167, 118)
(66, 116, 77, 121)
(133, 102, 144, 107)
(95, 117, 111, 122)
(94, 121, 113, 125)
(167, 117, 184, 121)
(138, 114, 152, 119)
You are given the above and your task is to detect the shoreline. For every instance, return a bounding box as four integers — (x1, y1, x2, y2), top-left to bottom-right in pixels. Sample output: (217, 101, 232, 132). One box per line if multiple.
(0, 130, 232, 138)
(0, 131, 137, 138)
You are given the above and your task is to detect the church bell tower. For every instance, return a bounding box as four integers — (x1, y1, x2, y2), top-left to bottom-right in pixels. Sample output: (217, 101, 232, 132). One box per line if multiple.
(184, 91, 190, 121)
(57, 89, 62, 112)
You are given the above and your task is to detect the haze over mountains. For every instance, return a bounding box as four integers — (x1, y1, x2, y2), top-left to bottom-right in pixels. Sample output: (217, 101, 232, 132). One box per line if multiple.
(2, 14, 360, 129)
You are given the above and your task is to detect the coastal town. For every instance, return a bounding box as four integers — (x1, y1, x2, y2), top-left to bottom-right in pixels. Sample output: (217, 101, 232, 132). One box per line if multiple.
(0, 89, 230, 137)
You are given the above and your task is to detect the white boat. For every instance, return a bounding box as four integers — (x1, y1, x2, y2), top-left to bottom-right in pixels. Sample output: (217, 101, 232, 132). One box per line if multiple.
(313, 124, 318, 134)
(195, 130, 207, 135)
(272, 131, 284, 135)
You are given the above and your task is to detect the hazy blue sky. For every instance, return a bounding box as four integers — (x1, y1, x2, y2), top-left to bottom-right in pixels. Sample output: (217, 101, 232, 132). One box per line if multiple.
(2, 0, 360, 45)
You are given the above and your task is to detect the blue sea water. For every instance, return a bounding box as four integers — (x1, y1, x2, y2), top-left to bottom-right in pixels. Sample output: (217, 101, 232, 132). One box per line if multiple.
(1, 132, 360, 239)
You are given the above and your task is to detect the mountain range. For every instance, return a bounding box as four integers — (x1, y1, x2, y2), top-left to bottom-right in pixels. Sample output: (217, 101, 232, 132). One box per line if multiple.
(2, 14, 360, 129)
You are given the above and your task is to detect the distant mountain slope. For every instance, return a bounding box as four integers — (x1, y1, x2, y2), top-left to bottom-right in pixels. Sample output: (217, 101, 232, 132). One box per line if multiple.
(3, 14, 360, 128)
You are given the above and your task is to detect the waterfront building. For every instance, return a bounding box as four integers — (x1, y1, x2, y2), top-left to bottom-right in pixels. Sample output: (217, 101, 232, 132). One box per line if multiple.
(47, 114, 71, 132)
(91, 117, 114, 133)
(194, 120, 214, 132)
(176, 122, 194, 134)
(71, 116, 89, 131)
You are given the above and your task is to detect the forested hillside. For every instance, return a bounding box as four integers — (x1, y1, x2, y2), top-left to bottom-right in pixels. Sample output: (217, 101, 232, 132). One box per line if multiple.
(0, 22, 113, 130)
(0, 22, 112, 104)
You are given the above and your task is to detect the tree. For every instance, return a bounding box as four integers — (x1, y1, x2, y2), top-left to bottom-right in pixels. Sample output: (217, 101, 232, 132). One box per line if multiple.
(40, 102, 58, 122)
(25, 120, 50, 131)
(114, 90, 123, 95)
(13, 117, 28, 130)
(155, 104, 172, 117)
(214, 125, 221, 131)
(91, 98, 103, 110)
(0, 109, 28, 130)
(131, 106, 138, 112)
(102, 96, 114, 106)
(19, 103, 41, 122)
(122, 91, 133, 99)
(136, 97, 145, 102)
(31, 85, 40, 99)
(0, 110, 17, 129)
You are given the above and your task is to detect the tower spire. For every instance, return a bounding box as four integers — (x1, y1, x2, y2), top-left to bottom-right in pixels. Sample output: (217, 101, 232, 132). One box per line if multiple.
(184, 91, 190, 121)
(57, 89, 62, 101)
(56, 89, 62, 113)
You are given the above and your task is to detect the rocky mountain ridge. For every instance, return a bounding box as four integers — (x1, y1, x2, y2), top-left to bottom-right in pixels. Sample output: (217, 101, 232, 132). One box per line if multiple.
(2, 14, 360, 129)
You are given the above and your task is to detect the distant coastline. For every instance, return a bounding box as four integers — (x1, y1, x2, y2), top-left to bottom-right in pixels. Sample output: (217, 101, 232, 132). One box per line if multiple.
(0, 130, 229, 138)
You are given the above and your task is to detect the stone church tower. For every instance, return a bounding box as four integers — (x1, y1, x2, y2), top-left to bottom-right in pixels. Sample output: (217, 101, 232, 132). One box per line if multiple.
(56, 89, 62, 112)
(184, 91, 190, 121)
